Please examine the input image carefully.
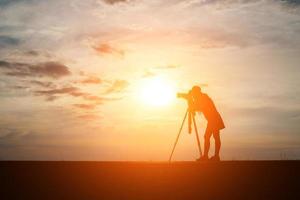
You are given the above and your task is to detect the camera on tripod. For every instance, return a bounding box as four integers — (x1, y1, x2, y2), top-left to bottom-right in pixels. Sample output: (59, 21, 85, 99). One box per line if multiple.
(177, 91, 195, 112)
(177, 91, 192, 100)
(169, 89, 202, 162)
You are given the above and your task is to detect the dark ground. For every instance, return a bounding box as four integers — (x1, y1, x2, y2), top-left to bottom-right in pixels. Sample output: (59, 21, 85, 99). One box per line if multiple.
(1, 161, 300, 200)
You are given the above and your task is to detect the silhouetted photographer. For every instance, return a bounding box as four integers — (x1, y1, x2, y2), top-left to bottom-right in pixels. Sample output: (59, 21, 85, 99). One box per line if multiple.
(177, 86, 225, 161)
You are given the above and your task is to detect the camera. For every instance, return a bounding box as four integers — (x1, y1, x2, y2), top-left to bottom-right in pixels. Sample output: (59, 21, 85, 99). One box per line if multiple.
(177, 91, 192, 100)
(177, 92, 188, 99)
(177, 91, 195, 112)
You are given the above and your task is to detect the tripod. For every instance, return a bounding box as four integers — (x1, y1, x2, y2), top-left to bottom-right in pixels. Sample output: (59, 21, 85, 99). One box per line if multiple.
(169, 108, 202, 162)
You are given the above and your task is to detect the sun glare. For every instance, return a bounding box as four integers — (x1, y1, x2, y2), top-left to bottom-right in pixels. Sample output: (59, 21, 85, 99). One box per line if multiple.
(139, 77, 175, 106)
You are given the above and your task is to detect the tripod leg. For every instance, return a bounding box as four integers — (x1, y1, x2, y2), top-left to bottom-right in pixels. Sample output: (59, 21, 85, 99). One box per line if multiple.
(169, 109, 188, 162)
(188, 112, 192, 134)
(192, 115, 202, 157)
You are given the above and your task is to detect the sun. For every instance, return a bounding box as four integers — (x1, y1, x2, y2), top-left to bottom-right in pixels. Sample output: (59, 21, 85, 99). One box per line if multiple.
(138, 77, 175, 106)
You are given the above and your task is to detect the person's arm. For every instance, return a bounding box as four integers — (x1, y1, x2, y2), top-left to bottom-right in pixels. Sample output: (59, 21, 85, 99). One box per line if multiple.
(192, 97, 202, 112)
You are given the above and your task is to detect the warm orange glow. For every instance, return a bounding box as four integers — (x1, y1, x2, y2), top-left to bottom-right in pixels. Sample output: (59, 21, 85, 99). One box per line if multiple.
(138, 77, 175, 106)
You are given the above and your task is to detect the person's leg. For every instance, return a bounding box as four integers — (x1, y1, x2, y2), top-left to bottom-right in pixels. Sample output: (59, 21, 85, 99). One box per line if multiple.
(196, 125, 212, 161)
(203, 126, 213, 158)
(213, 130, 221, 157)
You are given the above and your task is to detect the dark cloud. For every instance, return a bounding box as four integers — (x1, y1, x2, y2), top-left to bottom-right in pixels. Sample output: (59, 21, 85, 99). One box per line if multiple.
(5, 71, 33, 77)
(281, 0, 300, 6)
(24, 50, 40, 57)
(102, 0, 129, 5)
(0, 128, 22, 140)
(21, 50, 53, 58)
(11, 85, 29, 90)
(0, 36, 21, 47)
(93, 43, 125, 57)
(29, 80, 54, 88)
(0, 60, 11, 67)
(0, 60, 71, 78)
(0, 0, 34, 7)
(0, 25, 24, 33)
(29, 62, 71, 78)
(45, 95, 58, 102)
(105, 80, 129, 94)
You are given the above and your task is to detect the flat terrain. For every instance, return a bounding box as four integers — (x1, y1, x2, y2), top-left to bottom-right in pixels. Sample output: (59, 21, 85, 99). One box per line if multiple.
(1, 161, 300, 200)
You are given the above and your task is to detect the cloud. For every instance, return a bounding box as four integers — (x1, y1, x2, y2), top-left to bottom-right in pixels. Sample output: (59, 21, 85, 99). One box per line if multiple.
(29, 80, 54, 88)
(82, 95, 104, 103)
(102, 0, 129, 5)
(0, 0, 34, 7)
(82, 95, 120, 104)
(11, 85, 29, 90)
(105, 80, 129, 94)
(0, 60, 71, 78)
(194, 28, 251, 49)
(35, 87, 79, 95)
(73, 103, 96, 110)
(180, 0, 281, 8)
(173, 0, 259, 9)
(77, 114, 99, 121)
(0, 36, 21, 47)
(79, 76, 102, 84)
(24, 50, 39, 57)
(44, 95, 58, 102)
(21, 50, 53, 58)
(13, 50, 53, 58)
(0, 128, 22, 140)
(282, 0, 300, 6)
(29, 62, 71, 78)
(93, 43, 125, 57)
(34, 86, 105, 104)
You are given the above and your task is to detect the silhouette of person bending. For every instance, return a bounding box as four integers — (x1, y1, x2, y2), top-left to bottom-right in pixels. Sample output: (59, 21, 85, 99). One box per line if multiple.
(190, 86, 225, 161)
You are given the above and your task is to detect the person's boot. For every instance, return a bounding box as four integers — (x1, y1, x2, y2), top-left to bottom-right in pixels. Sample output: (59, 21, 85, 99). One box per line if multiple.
(196, 155, 209, 162)
(209, 155, 220, 162)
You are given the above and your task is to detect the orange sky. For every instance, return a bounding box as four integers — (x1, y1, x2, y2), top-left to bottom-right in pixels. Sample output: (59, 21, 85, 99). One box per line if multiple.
(0, 0, 300, 160)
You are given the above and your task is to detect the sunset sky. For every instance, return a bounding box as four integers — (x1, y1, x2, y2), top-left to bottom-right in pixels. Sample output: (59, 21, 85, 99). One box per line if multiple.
(0, 0, 300, 160)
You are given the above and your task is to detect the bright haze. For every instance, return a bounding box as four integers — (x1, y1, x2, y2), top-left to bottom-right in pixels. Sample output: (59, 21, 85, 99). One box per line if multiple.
(0, 0, 299, 160)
